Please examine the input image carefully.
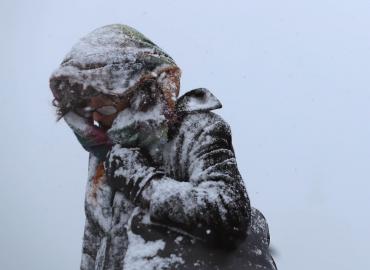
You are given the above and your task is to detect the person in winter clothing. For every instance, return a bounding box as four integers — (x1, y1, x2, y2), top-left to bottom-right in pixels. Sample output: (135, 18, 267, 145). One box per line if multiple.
(50, 24, 276, 270)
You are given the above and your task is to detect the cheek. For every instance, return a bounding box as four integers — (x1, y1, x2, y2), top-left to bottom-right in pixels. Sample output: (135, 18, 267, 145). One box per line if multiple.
(92, 112, 101, 122)
(105, 114, 117, 124)
(93, 113, 116, 126)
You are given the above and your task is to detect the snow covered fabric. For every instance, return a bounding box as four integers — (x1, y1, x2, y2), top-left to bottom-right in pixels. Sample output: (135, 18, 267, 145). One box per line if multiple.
(81, 106, 253, 269)
(104, 107, 251, 247)
(77, 89, 264, 269)
(49, 24, 180, 121)
(104, 146, 163, 206)
(126, 207, 276, 270)
(50, 24, 179, 97)
(50, 24, 180, 160)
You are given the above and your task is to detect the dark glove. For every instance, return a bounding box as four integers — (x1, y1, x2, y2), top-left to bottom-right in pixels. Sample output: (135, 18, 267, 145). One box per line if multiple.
(107, 108, 168, 151)
(104, 145, 164, 205)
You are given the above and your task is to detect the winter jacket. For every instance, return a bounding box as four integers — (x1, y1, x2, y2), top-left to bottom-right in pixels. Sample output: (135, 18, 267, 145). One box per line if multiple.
(78, 88, 253, 269)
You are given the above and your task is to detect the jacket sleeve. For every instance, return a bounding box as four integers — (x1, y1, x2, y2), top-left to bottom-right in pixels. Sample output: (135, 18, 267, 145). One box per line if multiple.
(147, 113, 251, 248)
(105, 113, 251, 248)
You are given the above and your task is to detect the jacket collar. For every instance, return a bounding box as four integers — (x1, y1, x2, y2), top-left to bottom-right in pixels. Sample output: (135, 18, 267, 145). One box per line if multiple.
(175, 88, 222, 114)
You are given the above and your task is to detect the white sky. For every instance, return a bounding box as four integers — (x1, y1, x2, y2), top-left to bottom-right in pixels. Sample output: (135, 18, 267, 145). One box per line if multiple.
(1, 0, 370, 269)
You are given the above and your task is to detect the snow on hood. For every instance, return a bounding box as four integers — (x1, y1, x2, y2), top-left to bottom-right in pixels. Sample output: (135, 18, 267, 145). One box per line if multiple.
(50, 24, 180, 104)
(49, 25, 223, 157)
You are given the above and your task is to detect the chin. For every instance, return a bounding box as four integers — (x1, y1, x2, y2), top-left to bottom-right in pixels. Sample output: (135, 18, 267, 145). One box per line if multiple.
(101, 124, 111, 131)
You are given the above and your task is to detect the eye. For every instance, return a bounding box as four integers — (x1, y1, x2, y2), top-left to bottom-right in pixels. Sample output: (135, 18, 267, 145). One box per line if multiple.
(96, 105, 118, 115)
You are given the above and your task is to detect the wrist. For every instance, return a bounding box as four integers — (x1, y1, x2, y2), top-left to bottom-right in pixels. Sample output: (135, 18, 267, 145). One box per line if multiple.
(136, 176, 158, 208)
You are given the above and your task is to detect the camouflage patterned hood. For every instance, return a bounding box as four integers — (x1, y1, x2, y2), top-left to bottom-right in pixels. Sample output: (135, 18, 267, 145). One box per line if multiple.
(50, 24, 180, 108)
(49, 24, 222, 162)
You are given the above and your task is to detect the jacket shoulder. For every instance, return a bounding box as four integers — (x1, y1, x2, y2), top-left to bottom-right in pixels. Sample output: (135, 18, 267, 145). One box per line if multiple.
(178, 111, 232, 139)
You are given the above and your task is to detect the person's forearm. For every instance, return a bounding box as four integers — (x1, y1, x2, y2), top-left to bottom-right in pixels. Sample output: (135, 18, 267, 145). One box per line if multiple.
(105, 145, 250, 247)
(146, 176, 250, 248)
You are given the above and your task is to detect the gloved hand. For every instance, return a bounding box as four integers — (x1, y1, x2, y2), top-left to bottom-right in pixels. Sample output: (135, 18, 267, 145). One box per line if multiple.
(63, 111, 113, 160)
(104, 145, 164, 206)
(107, 106, 169, 162)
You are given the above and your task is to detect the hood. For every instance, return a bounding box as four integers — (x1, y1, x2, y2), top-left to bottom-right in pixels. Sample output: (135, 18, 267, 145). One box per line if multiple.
(50, 24, 222, 162)
(50, 24, 180, 111)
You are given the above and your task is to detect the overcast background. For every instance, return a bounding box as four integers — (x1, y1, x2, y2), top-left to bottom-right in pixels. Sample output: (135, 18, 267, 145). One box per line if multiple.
(1, 0, 369, 269)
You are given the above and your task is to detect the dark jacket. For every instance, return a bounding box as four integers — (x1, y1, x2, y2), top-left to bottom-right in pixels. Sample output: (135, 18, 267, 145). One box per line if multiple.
(49, 24, 276, 270)
(80, 89, 253, 270)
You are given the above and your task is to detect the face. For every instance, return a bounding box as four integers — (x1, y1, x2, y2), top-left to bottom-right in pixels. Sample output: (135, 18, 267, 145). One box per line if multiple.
(84, 73, 179, 131)
(88, 95, 129, 130)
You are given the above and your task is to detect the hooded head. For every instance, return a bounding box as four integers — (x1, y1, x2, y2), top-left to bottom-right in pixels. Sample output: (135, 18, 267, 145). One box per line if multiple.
(50, 24, 222, 161)
(50, 24, 181, 122)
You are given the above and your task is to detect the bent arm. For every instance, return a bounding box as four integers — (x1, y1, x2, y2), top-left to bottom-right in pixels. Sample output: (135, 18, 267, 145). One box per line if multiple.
(105, 114, 251, 248)
(149, 116, 250, 248)
(148, 176, 250, 248)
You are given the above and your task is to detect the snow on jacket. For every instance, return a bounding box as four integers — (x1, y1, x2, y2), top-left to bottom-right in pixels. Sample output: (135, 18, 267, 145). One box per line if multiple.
(80, 89, 252, 269)
(49, 24, 276, 270)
